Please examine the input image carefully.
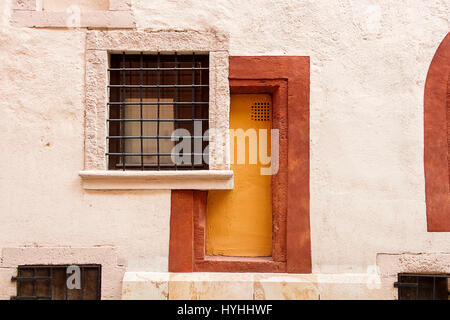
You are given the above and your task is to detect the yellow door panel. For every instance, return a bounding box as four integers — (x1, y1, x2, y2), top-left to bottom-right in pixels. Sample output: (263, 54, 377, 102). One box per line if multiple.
(206, 94, 272, 257)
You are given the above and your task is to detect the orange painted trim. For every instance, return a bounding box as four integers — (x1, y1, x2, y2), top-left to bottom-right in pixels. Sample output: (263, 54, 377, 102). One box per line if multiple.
(169, 190, 194, 272)
(171, 189, 286, 273)
(194, 257, 286, 273)
(227, 57, 311, 273)
(169, 56, 311, 273)
(424, 33, 450, 232)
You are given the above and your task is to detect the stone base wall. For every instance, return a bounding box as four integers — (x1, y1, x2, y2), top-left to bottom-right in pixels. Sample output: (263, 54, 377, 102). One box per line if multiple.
(122, 272, 396, 300)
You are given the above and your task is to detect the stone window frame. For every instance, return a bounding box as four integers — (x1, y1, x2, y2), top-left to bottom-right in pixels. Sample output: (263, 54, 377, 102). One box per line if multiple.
(12, 0, 135, 29)
(424, 32, 450, 232)
(79, 30, 233, 190)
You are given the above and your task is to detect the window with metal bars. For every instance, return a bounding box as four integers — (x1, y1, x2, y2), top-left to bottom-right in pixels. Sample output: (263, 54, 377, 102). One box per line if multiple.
(11, 265, 101, 300)
(108, 52, 210, 171)
(394, 273, 449, 300)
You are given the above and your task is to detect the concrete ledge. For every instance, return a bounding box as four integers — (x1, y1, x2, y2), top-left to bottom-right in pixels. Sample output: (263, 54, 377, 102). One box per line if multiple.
(79, 170, 234, 190)
(122, 272, 170, 300)
(121, 272, 396, 300)
(11, 10, 135, 28)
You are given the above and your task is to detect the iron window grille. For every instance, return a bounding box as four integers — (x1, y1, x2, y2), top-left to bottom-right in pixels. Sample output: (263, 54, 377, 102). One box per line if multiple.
(394, 273, 449, 300)
(11, 265, 101, 300)
(108, 52, 210, 171)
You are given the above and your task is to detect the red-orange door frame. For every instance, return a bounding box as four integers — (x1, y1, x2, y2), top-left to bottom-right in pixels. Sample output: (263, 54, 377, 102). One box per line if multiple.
(169, 56, 311, 273)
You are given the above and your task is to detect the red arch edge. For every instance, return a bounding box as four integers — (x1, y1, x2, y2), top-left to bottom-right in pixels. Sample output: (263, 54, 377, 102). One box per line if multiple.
(424, 32, 450, 232)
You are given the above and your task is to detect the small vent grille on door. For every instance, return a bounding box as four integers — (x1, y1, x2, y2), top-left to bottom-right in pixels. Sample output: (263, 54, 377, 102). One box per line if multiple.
(251, 101, 270, 121)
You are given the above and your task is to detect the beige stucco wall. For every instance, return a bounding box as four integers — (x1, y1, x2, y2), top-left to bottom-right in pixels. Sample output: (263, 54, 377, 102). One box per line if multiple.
(0, 0, 449, 299)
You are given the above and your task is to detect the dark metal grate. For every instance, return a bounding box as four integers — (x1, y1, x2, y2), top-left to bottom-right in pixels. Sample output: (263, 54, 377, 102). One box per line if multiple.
(251, 101, 270, 121)
(11, 265, 101, 300)
(394, 273, 449, 300)
(108, 52, 210, 171)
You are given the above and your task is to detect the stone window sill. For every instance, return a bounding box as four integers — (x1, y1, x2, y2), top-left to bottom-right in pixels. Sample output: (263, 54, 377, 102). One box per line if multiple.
(79, 170, 234, 190)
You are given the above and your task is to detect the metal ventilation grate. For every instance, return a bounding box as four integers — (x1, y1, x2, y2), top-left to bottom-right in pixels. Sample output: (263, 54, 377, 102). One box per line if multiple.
(251, 101, 270, 121)
(394, 273, 449, 300)
(11, 265, 101, 300)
